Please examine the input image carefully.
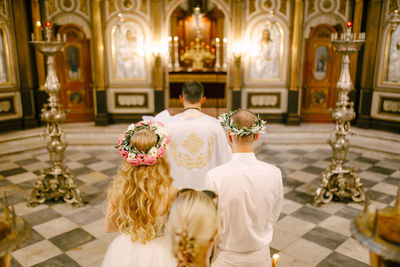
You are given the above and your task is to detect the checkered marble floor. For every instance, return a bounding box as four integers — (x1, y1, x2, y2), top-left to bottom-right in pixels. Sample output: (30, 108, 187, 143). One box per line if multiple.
(0, 143, 399, 267)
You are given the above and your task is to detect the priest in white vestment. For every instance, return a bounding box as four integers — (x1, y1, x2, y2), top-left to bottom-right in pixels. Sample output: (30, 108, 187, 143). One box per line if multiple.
(165, 81, 231, 189)
(205, 110, 283, 267)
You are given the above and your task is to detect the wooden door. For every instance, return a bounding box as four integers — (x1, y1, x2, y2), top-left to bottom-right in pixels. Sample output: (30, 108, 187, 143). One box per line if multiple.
(301, 24, 341, 122)
(56, 25, 93, 122)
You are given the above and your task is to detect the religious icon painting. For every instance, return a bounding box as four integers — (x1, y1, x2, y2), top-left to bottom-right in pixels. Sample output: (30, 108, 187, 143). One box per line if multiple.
(110, 20, 147, 82)
(248, 21, 284, 82)
(382, 26, 400, 84)
(62, 44, 84, 82)
(0, 26, 11, 85)
(67, 90, 85, 107)
(313, 46, 328, 81)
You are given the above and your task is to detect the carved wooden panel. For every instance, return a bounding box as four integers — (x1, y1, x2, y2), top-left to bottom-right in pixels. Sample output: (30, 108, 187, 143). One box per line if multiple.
(302, 24, 340, 122)
(56, 25, 93, 122)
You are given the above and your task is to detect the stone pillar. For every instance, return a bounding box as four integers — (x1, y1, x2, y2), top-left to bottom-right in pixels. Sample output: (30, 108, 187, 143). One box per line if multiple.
(31, 0, 46, 90)
(91, 0, 108, 125)
(151, 0, 164, 113)
(356, 0, 382, 128)
(350, 0, 363, 103)
(287, 0, 304, 125)
(12, 0, 38, 129)
(231, 0, 243, 109)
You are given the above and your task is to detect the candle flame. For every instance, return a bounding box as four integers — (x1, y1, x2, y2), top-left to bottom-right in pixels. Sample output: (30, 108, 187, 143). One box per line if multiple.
(36, 21, 41, 27)
(273, 254, 279, 260)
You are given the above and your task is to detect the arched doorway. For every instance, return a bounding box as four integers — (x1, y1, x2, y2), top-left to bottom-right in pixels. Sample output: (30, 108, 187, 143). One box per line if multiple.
(301, 24, 341, 122)
(166, 0, 230, 117)
(56, 24, 93, 122)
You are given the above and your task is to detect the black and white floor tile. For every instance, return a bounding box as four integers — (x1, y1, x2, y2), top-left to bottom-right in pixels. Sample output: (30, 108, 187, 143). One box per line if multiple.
(0, 143, 399, 267)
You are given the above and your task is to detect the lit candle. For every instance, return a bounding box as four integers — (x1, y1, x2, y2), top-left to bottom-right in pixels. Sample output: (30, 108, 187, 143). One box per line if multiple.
(216, 37, 220, 43)
(272, 254, 279, 267)
(346, 21, 353, 28)
(45, 21, 52, 28)
(223, 37, 228, 43)
(174, 36, 178, 43)
(35, 21, 42, 41)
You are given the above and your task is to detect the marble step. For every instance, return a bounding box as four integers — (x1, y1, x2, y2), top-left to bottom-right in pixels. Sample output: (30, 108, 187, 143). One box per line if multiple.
(0, 123, 399, 157)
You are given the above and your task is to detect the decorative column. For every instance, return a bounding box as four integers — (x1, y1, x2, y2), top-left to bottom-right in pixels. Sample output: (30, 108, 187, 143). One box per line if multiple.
(151, 0, 164, 112)
(28, 23, 83, 207)
(91, 0, 108, 125)
(356, 0, 383, 128)
(12, 0, 38, 129)
(287, 0, 304, 125)
(231, 0, 244, 109)
(31, 0, 45, 90)
(314, 22, 366, 206)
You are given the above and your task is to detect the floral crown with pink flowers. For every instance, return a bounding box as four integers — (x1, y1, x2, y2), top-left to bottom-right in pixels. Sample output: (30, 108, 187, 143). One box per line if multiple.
(116, 121, 171, 166)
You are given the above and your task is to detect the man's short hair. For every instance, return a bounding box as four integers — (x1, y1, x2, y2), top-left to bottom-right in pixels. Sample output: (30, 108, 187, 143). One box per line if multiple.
(231, 110, 259, 142)
(182, 81, 204, 104)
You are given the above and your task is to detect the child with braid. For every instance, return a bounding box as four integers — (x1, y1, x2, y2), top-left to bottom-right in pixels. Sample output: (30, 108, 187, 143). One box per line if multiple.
(168, 189, 219, 267)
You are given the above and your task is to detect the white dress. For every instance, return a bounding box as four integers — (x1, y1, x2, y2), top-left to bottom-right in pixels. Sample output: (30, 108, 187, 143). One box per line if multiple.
(102, 233, 177, 267)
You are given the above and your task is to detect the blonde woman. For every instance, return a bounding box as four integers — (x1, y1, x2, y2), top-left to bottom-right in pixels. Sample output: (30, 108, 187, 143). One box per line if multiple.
(168, 189, 219, 267)
(102, 121, 177, 267)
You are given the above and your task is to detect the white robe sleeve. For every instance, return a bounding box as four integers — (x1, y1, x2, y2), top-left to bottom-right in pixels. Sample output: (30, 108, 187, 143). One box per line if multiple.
(270, 169, 283, 224)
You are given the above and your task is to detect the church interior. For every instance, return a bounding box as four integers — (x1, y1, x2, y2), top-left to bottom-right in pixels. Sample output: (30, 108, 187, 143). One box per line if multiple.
(0, 0, 400, 266)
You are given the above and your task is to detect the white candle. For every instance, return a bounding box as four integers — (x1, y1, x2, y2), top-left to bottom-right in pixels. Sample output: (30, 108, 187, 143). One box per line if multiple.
(168, 36, 173, 69)
(31, 33, 35, 41)
(222, 37, 228, 70)
(174, 36, 179, 70)
(215, 37, 221, 70)
(57, 33, 61, 42)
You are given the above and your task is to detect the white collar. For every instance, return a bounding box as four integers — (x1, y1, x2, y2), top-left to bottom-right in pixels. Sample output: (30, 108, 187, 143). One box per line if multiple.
(232, 152, 256, 160)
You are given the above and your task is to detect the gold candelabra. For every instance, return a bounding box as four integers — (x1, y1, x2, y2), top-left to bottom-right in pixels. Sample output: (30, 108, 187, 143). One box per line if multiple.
(352, 186, 400, 266)
(0, 194, 32, 267)
(27, 22, 83, 207)
(314, 22, 366, 206)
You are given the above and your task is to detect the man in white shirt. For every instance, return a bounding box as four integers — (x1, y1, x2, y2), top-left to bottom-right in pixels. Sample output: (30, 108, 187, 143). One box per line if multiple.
(205, 110, 283, 267)
(166, 81, 231, 189)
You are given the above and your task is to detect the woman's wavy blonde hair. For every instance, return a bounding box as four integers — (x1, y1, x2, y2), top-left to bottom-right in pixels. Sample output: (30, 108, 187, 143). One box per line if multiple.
(167, 190, 219, 267)
(108, 129, 175, 244)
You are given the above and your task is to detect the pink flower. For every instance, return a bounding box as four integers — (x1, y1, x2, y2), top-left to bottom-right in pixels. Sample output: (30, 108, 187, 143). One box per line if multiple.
(157, 146, 166, 158)
(164, 136, 171, 144)
(136, 154, 146, 163)
(135, 121, 143, 127)
(119, 150, 129, 159)
(157, 121, 165, 127)
(144, 156, 157, 165)
(118, 133, 125, 145)
(127, 158, 140, 166)
(148, 121, 154, 125)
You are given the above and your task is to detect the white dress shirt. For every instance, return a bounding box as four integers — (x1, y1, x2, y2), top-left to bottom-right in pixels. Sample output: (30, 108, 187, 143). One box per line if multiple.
(165, 109, 232, 189)
(205, 152, 283, 253)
